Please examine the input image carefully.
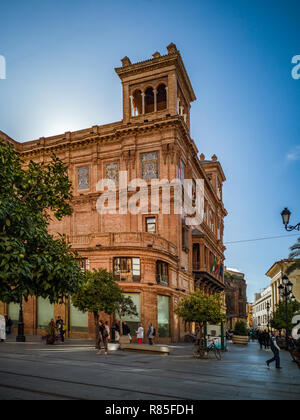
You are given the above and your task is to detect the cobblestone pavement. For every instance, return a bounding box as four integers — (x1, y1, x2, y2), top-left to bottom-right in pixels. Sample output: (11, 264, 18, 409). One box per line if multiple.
(0, 337, 299, 400)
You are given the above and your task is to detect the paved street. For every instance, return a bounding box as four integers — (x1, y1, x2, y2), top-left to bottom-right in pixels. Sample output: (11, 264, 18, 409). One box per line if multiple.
(0, 337, 299, 400)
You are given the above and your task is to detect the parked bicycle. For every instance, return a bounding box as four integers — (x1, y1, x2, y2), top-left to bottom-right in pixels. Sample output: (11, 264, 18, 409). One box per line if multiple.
(193, 336, 222, 360)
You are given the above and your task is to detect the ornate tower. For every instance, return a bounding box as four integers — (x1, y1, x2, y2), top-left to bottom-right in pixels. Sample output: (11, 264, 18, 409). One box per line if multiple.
(115, 43, 196, 130)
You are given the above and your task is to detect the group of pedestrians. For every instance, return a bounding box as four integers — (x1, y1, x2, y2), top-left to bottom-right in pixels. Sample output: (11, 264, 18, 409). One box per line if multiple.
(97, 320, 157, 356)
(46, 316, 66, 344)
(258, 330, 270, 350)
(0, 315, 13, 342)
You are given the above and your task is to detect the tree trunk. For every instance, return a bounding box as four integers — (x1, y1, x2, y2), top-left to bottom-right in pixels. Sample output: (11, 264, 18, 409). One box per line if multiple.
(94, 312, 99, 349)
(198, 323, 205, 358)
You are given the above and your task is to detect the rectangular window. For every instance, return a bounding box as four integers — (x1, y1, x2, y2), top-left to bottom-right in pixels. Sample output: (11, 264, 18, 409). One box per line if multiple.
(156, 261, 169, 286)
(158, 295, 170, 338)
(78, 167, 89, 190)
(115, 293, 141, 337)
(146, 217, 156, 234)
(7, 303, 19, 328)
(180, 160, 185, 185)
(141, 152, 159, 180)
(182, 219, 189, 252)
(37, 297, 54, 330)
(105, 162, 119, 184)
(70, 302, 88, 333)
(77, 258, 88, 271)
(114, 257, 141, 282)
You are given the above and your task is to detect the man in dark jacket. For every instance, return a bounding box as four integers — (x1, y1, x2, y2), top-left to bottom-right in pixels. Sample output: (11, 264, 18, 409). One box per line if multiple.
(258, 330, 264, 350)
(266, 331, 282, 369)
(122, 321, 132, 342)
(262, 330, 270, 349)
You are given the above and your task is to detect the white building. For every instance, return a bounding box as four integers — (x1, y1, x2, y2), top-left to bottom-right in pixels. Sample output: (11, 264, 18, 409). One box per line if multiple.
(252, 286, 272, 331)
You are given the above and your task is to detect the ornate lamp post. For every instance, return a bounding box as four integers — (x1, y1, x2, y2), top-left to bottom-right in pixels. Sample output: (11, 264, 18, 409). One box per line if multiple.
(281, 208, 300, 231)
(278, 275, 295, 349)
(266, 301, 271, 335)
(16, 297, 26, 343)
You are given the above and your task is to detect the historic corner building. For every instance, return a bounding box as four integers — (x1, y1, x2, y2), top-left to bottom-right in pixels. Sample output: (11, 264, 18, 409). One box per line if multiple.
(224, 269, 248, 330)
(0, 44, 227, 343)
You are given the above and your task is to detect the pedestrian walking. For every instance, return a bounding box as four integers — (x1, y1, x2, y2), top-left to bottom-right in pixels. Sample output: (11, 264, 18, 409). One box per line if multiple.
(56, 316, 65, 343)
(147, 323, 155, 346)
(136, 323, 144, 344)
(5, 316, 13, 335)
(122, 321, 132, 342)
(112, 320, 120, 342)
(0, 315, 6, 342)
(266, 331, 282, 369)
(263, 330, 270, 349)
(258, 330, 264, 350)
(105, 321, 110, 341)
(98, 320, 108, 356)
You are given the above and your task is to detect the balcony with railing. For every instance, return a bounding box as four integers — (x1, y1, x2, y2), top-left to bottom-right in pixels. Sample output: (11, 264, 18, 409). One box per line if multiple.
(67, 232, 177, 257)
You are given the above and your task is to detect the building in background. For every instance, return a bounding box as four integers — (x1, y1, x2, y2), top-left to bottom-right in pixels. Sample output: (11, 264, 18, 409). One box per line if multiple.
(252, 286, 272, 331)
(247, 303, 254, 329)
(224, 268, 247, 330)
(0, 44, 227, 342)
(266, 259, 300, 313)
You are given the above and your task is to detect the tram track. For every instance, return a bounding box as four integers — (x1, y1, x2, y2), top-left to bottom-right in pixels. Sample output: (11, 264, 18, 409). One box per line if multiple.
(0, 369, 186, 400)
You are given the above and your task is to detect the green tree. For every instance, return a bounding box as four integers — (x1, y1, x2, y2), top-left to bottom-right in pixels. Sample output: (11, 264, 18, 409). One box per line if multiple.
(71, 269, 123, 347)
(286, 237, 300, 276)
(233, 320, 249, 336)
(116, 295, 138, 335)
(0, 140, 82, 311)
(175, 290, 225, 358)
(270, 299, 300, 332)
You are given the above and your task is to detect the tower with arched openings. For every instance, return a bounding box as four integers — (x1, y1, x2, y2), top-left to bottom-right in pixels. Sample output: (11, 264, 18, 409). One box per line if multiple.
(115, 43, 196, 131)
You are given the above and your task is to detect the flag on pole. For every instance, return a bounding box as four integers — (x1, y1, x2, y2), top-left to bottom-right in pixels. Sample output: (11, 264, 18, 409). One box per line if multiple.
(211, 257, 216, 273)
(215, 259, 221, 275)
(219, 263, 224, 278)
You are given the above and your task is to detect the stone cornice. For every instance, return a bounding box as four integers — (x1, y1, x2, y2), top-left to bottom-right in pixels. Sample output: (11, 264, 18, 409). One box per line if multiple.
(115, 52, 196, 103)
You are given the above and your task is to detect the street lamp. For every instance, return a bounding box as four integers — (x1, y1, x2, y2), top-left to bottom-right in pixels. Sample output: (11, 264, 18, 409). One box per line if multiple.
(278, 275, 294, 349)
(266, 302, 271, 334)
(281, 208, 300, 231)
(16, 297, 26, 343)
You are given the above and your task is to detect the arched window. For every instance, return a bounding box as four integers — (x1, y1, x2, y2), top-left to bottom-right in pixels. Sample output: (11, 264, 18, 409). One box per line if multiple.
(132, 90, 142, 116)
(145, 87, 154, 114)
(157, 84, 167, 111)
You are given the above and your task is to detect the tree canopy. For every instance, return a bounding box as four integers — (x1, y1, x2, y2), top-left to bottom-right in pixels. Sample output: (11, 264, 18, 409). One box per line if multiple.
(71, 269, 137, 346)
(286, 237, 300, 276)
(71, 268, 123, 318)
(270, 299, 300, 331)
(0, 140, 82, 304)
(175, 290, 225, 326)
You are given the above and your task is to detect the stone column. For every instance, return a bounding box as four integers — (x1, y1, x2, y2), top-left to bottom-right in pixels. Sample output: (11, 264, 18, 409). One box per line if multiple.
(142, 92, 145, 115)
(153, 89, 157, 112)
(165, 86, 169, 109)
(200, 244, 205, 270)
(177, 98, 180, 114)
(129, 95, 134, 117)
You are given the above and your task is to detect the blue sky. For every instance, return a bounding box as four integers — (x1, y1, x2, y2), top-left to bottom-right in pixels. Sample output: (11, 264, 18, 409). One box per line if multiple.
(0, 0, 299, 300)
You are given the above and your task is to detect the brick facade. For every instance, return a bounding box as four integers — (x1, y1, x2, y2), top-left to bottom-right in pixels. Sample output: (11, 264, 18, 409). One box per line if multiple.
(1, 44, 227, 342)
(224, 269, 248, 330)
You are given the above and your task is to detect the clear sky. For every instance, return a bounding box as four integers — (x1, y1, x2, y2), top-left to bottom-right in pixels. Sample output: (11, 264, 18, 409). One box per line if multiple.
(0, 0, 299, 301)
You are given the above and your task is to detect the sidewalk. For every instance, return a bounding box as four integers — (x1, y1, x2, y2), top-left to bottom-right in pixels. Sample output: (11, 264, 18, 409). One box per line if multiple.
(5, 334, 94, 346)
